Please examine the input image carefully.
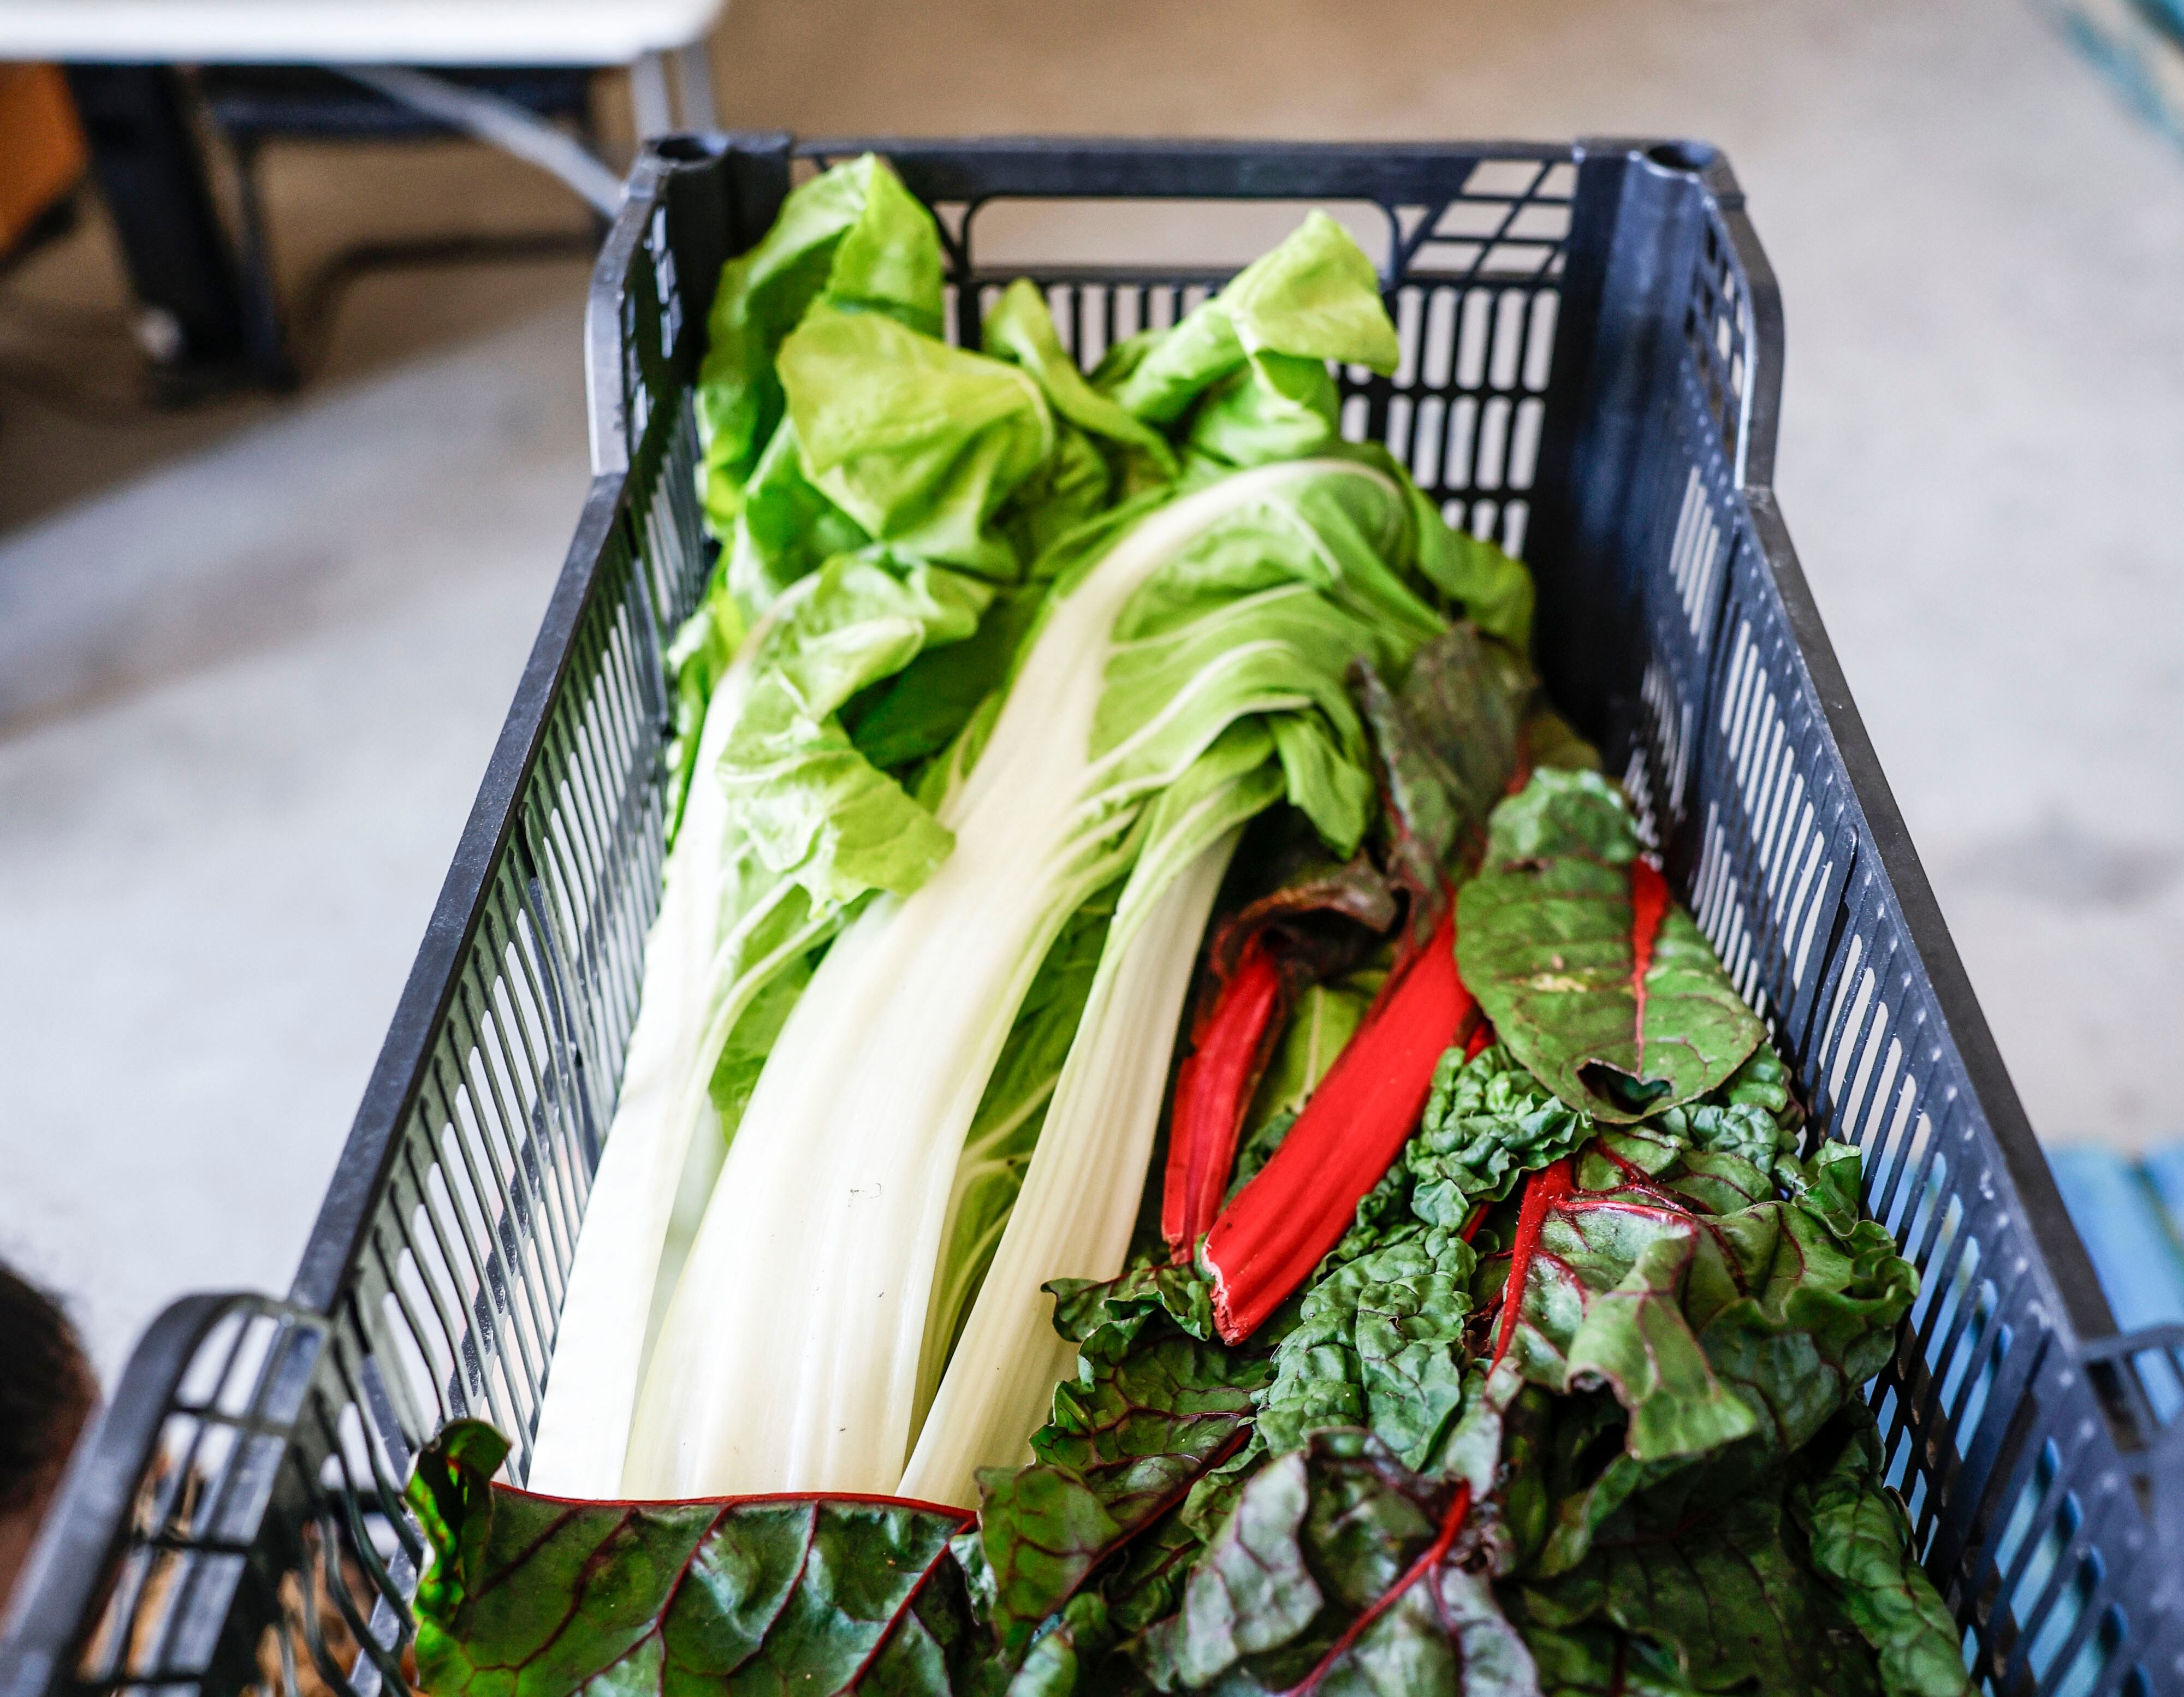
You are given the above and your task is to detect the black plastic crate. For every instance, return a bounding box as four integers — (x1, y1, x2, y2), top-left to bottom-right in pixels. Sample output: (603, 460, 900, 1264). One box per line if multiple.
(5, 134, 2178, 1697)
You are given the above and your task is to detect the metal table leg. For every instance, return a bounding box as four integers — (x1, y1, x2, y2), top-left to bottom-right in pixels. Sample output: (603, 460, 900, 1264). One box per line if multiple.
(62, 64, 277, 388)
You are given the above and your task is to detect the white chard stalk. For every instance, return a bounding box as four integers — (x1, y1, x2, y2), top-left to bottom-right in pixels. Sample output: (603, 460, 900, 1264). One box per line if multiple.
(525, 640, 755, 1497)
(624, 462, 1339, 1500)
(900, 826, 1236, 1504)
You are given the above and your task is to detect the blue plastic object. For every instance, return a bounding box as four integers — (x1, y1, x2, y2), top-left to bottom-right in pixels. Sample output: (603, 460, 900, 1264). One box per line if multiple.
(2050, 1148, 2184, 1332)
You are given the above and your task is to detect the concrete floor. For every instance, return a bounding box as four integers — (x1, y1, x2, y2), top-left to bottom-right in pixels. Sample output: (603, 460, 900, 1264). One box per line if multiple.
(3, 0, 2181, 1378)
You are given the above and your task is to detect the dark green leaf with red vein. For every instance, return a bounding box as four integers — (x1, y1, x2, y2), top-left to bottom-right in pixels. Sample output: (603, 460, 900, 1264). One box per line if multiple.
(971, 1265, 1272, 1655)
(1138, 1431, 1523, 1696)
(1470, 1137, 1914, 1576)
(406, 1420, 980, 1697)
(1456, 770, 1764, 1122)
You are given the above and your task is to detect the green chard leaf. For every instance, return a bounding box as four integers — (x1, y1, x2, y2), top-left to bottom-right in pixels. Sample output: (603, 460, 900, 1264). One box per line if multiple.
(1101, 211, 1399, 476)
(1457, 770, 1766, 1123)
(1257, 1225, 1477, 1469)
(779, 300, 1055, 582)
(696, 154, 944, 539)
(1410, 1043, 1595, 1226)
(983, 278, 1179, 556)
(1476, 1139, 1915, 1575)
(716, 556, 989, 906)
(1516, 1469, 1892, 1697)
(849, 583, 1049, 775)
(1352, 623, 1529, 931)
(1138, 1431, 1521, 1696)
(1798, 1408, 1974, 1697)
(407, 1421, 982, 1697)
(970, 1263, 1272, 1657)
(1139, 1449, 1325, 1689)
(1510, 1611, 1707, 1696)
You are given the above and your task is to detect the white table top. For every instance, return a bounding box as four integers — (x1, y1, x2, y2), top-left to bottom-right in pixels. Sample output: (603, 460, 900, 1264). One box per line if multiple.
(0, 1, 725, 64)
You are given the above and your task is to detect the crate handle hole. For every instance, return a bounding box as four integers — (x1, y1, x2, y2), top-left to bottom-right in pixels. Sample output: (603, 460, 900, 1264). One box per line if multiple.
(651, 135, 717, 164)
(1645, 141, 1719, 175)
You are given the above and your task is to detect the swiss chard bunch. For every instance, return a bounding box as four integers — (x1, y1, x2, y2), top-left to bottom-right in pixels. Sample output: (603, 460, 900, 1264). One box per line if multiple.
(406, 715, 1966, 1697)
(919, 775, 1955, 1696)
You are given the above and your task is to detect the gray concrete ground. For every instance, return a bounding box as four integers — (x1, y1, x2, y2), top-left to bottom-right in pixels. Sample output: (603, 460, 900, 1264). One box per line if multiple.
(2, 0, 2181, 1377)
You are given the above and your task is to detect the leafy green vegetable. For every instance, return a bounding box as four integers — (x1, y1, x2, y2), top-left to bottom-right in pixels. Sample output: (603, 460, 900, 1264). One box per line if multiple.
(697, 154, 943, 545)
(1800, 1408, 1974, 1697)
(1353, 622, 1528, 933)
(1524, 1475, 1879, 1696)
(1102, 211, 1397, 472)
(1257, 1225, 1476, 1469)
(780, 301, 1054, 581)
(1410, 1043, 1595, 1225)
(1140, 1448, 1323, 1687)
(1457, 770, 1766, 1122)
(963, 1262, 1268, 1659)
(1138, 1431, 1491, 1696)
(408, 1421, 977, 1697)
(716, 556, 987, 905)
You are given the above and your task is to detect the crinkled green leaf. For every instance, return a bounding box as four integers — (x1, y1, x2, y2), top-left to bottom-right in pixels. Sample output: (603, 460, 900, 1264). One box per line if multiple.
(985, 278, 1178, 556)
(697, 154, 943, 538)
(1511, 1612, 1705, 1696)
(1140, 1432, 1499, 1696)
(1520, 1481, 1885, 1697)
(1257, 1226, 1476, 1469)
(1003, 1593, 1124, 1697)
(1410, 1043, 1595, 1227)
(971, 1260, 1272, 1657)
(1457, 770, 1766, 1122)
(1475, 1140, 1914, 1576)
(850, 583, 1049, 774)
(1140, 1450, 1323, 1688)
(1094, 468, 1442, 864)
(1396, 467, 1534, 652)
(1800, 1412, 1973, 1696)
(726, 413, 875, 608)
(715, 556, 985, 905)
(407, 1421, 979, 1697)
(780, 300, 1055, 580)
(986, 280, 1174, 468)
(975, 1467, 1127, 1657)
(1690, 1191, 1918, 1455)
(1495, 1192, 1761, 1465)
(1103, 212, 1397, 476)
(1517, 1171, 1912, 1456)
(1354, 624, 1529, 926)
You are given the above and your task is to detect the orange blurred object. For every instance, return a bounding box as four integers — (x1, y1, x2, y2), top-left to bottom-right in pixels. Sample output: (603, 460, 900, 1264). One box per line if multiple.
(0, 63, 87, 258)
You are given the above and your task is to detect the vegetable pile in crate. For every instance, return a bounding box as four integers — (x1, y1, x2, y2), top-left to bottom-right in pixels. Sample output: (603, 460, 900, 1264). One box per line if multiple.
(406, 158, 1969, 1697)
